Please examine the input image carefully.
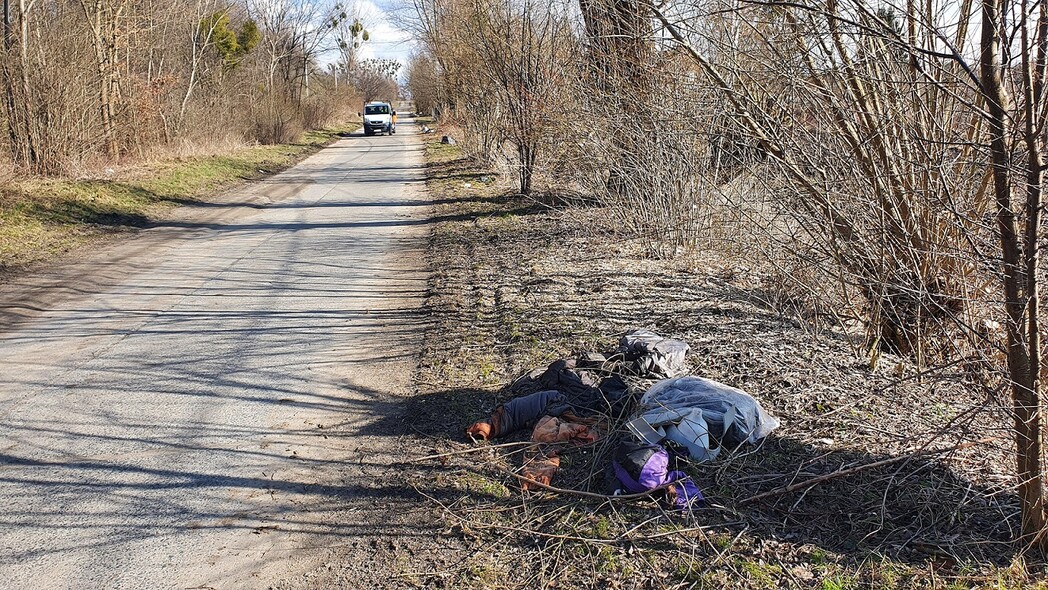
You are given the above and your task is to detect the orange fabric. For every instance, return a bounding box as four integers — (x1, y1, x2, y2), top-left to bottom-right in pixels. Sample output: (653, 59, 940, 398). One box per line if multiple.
(531, 415, 598, 445)
(465, 421, 492, 440)
(521, 452, 560, 490)
(465, 407, 506, 441)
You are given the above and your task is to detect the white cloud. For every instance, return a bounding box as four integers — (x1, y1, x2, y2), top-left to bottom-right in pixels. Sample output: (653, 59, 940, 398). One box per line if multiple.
(318, 0, 417, 77)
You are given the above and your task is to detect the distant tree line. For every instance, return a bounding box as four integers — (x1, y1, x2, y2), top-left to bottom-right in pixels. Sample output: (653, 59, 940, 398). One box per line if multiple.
(0, 0, 400, 174)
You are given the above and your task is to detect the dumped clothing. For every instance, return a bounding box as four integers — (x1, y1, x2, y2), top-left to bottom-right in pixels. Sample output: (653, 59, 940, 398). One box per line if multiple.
(612, 440, 703, 510)
(531, 415, 598, 445)
(618, 329, 690, 379)
(463, 330, 703, 491)
(628, 376, 779, 461)
(466, 390, 565, 440)
(504, 328, 688, 410)
(568, 329, 690, 379)
(520, 451, 560, 490)
(507, 358, 628, 416)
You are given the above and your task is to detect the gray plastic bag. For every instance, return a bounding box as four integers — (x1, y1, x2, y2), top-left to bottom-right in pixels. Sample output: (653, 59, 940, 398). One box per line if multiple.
(630, 376, 780, 461)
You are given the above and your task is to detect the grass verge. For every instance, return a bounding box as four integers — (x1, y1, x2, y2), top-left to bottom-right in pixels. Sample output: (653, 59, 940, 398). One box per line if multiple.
(411, 129, 1048, 589)
(0, 124, 358, 271)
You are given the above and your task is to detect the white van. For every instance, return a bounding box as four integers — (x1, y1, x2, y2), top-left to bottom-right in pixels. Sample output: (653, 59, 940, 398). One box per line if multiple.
(363, 102, 396, 136)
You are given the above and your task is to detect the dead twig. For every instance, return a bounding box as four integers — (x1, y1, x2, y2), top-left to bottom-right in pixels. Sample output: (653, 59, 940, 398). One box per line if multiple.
(509, 471, 678, 502)
(404, 441, 536, 463)
(740, 438, 994, 505)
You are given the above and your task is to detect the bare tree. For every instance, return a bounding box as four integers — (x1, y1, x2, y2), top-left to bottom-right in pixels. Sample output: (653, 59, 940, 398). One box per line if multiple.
(411, 0, 575, 194)
(645, 0, 1047, 551)
(0, 0, 367, 170)
(405, 52, 439, 116)
(1, 0, 40, 168)
(980, 0, 1047, 550)
(79, 0, 131, 159)
(354, 58, 399, 103)
(331, 3, 368, 84)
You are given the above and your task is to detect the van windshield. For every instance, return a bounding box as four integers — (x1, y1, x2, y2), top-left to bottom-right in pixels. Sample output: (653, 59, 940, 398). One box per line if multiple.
(365, 105, 389, 115)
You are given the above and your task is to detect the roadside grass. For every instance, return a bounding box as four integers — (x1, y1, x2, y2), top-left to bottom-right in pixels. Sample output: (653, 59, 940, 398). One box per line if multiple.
(413, 127, 1048, 588)
(0, 124, 358, 271)
(419, 138, 557, 388)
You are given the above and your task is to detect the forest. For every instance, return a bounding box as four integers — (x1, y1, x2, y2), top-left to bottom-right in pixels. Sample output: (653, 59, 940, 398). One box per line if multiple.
(0, 0, 401, 175)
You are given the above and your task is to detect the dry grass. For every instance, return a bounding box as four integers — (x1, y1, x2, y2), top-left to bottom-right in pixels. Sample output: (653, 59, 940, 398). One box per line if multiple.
(407, 132, 1044, 589)
(0, 123, 359, 272)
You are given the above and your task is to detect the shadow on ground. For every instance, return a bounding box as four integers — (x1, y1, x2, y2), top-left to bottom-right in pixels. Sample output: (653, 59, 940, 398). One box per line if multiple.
(398, 385, 1025, 578)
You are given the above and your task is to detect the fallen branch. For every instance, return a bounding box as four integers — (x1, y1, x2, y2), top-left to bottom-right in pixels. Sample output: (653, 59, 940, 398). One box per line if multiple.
(417, 482, 732, 546)
(740, 437, 994, 505)
(509, 471, 677, 501)
(403, 441, 536, 463)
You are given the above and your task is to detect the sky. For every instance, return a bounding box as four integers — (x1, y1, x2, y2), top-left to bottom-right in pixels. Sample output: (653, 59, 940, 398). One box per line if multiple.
(356, 0, 417, 63)
(317, 0, 418, 77)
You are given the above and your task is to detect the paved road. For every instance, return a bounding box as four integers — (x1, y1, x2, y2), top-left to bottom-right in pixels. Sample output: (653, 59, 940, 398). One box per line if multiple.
(0, 119, 430, 588)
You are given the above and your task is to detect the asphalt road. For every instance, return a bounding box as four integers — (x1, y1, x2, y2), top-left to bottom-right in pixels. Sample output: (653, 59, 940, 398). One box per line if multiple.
(0, 118, 430, 588)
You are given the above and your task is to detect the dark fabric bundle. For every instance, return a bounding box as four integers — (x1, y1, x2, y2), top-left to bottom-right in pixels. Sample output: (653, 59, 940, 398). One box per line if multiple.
(612, 440, 703, 510)
(465, 390, 566, 440)
(506, 358, 628, 415)
(618, 329, 690, 379)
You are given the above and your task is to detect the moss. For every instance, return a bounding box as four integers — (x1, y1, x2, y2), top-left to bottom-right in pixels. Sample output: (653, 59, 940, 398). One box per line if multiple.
(810, 548, 831, 565)
(739, 559, 783, 589)
(708, 532, 735, 552)
(821, 575, 859, 590)
(857, 555, 928, 589)
(476, 358, 499, 382)
(454, 472, 511, 499)
(590, 515, 613, 540)
(594, 545, 621, 574)
(458, 557, 509, 590)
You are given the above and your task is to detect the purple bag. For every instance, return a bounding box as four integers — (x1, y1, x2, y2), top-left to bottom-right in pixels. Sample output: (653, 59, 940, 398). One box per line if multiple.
(613, 441, 703, 510)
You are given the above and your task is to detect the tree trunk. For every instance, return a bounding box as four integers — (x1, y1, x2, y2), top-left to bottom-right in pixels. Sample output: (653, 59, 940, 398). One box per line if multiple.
(14, 0, 36, 168)
(2, 0, 20, 162)
(80, 0, 120, 160)
(577, 0, 654, 197)
(981, 0, 1048, 551)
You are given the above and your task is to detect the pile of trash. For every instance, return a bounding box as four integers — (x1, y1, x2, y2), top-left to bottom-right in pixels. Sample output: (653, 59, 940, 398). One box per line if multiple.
(464, 329, 780, 510)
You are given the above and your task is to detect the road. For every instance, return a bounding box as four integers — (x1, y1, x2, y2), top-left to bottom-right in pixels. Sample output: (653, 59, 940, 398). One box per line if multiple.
(0, 118, 430, 588)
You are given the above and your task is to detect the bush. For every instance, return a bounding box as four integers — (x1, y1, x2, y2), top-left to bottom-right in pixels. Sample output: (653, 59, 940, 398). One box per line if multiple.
(250, 104, 302, 145)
